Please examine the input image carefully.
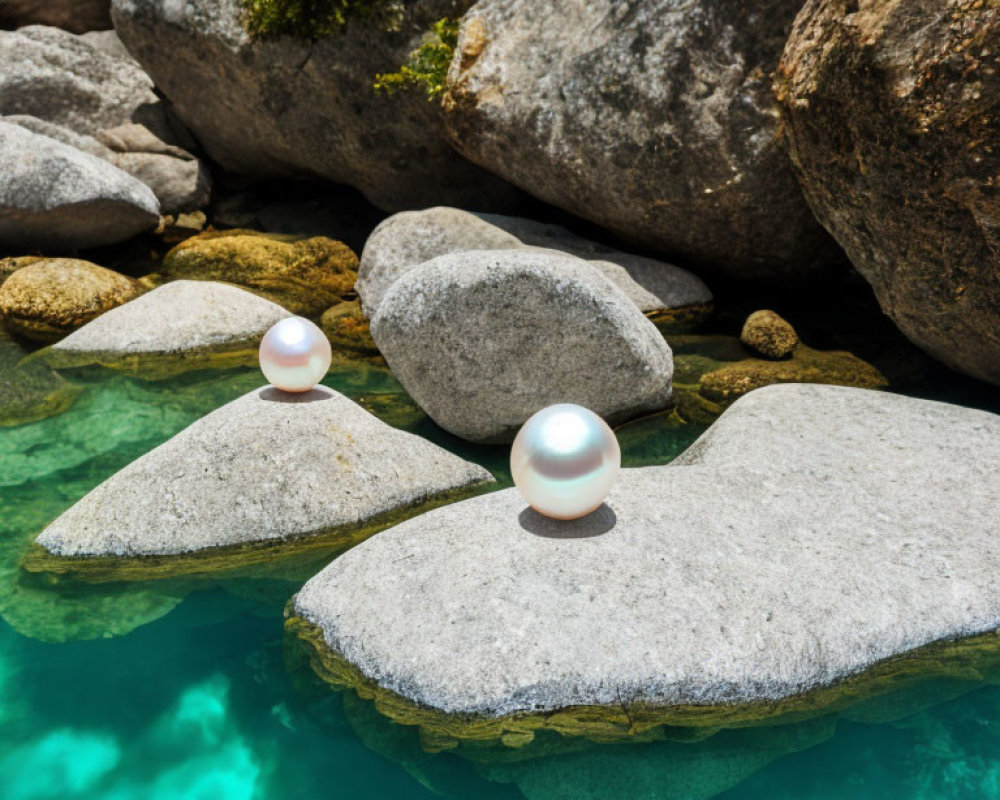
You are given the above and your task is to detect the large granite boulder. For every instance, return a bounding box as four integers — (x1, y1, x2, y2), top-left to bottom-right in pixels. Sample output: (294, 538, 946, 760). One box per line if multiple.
(370, 249, 675, 442)
(43, 280, 291, 378)
(0, 258, 141, 343)
(0, 26, 209, 213)
(0, 0, 111, 33)
(290, 384, 1000, 747)
(442, 0, 838, 279)
(776, 0, 1000, 385)
(28, 385, 494, 580)
(110, 0, 518, 211)
(357, 207, 713, 321)
(0, 120, 160, 251)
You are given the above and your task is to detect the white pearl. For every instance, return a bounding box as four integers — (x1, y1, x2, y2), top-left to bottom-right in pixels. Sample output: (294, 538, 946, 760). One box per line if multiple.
(510, 404, 621, 520)
(259, 316, 332, 392)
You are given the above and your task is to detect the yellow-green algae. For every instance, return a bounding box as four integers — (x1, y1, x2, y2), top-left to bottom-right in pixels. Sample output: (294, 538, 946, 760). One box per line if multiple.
(375, 18, 459, 100)
(286, 613, 1000, 752)
(319, 298, 381, 357)
(241, 0, 406, 39)
(0, 341, 80, 428)
(646, 302, 714, 335)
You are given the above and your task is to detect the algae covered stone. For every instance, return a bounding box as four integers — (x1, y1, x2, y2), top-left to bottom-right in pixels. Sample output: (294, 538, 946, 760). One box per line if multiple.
(163, 230, 358, 318)
(370, 249, 675, 442)
(740, 310, 798, 359)
(43, 280, 292, 379)
(0, 341, 80, 428)
(290, 385, 1000, 745)
(320, 299, 379, 356)
(0, 259, 141, 343)
(29, 385, 494, 580)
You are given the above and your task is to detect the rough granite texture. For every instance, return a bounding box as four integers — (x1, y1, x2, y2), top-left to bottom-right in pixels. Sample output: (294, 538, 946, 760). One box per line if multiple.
(0, 119, 160, 251)
(443, 0, 839, 279)
(110, 0, 518, 212)
(739, 310, 798, 359)
(0, 26, 209, 213)
(293, 384, 1000, 718)
(357, 207, 712, 316)
(50, 280, 290, 357)
(35, 385, 494, 557)
(370, 249, 675, 441)
(776, 0, 1000, 385)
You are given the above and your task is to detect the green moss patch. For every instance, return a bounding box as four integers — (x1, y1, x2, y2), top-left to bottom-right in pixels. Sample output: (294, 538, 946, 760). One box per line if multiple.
(241, 0, 405, 39)
(375, 18, 459, 100)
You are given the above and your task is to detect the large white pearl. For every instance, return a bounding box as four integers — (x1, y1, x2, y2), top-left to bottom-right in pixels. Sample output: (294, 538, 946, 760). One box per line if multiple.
(259, 316, 332, 392)
(510, 404, 621, 520)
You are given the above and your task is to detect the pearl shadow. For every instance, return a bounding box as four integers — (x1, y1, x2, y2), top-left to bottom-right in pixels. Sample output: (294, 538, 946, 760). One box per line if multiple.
(258, 386, 334, 403)
(518, 504, 617, 539)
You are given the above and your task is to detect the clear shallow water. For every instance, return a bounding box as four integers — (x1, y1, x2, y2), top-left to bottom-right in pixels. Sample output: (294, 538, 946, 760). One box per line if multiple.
(2, 360, 1000, 800)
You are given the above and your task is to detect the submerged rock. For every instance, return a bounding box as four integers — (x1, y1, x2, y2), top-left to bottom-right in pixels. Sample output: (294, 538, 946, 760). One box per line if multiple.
(110, 0, 518, 211)
(28, 385, 494, 580)
(0, 259, 141, 343)
(443, 0, 839, 279)
(776, 0, 1000, 385)
(740, 310, 798, 359)
(370, 249, 674, 442)
(0, 341, 80, 428)
(357, 207, 712, 321)
(290, 384, 1000, 746)
(44, 281, 291, 379)
(320, 300, 380, 357)
(0, 120, 160, 251)
(162, 230, 358, 318)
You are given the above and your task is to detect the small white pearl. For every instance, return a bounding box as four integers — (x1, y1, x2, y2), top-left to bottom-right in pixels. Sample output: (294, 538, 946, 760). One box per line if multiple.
(510, 404, 621, 520)
(259, 316, 332, 392)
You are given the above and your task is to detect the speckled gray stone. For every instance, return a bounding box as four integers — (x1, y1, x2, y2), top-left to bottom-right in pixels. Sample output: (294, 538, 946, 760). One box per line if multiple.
(357, 206, 711, 316)
(35, 385, 494, 558)
(50, 281, 290, 359)
(0, 119, 160, 251)
(370, 248, 675, 442)
(293, 384, 1000, 718)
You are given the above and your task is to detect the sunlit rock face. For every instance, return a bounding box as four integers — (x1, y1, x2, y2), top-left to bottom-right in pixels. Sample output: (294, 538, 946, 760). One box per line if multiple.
(292, 385, 1000, 742)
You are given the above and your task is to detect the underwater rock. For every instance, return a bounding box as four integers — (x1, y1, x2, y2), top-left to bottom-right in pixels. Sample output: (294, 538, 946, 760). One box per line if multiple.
(289, 384, 1000, 746)
(44, 281, 291, 379)
(0, 120, 160, 251)
(28, 385, 494, 579)
(320, 300, 380, 357)
(162, 230, 358, 318)
(110, 0, 519, 212)
(357, 206, 713, 321)
(0, 0, 111, 34)
(0, 26, 209, 214)
(740, 310, 798, 359)
(370, 249, 674, 442)
(0, 259, 141, 343)
(776, 0, 1000, 385)
(443, 0, 840, 280)
(0, 341, 80, 428)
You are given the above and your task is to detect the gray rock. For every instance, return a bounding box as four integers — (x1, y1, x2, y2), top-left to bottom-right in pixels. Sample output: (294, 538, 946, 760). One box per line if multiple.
(110, 0, 518, 212)
(293, 385, 1000, 723)
(444, 0, 839, 279)
(0, 0, 111, 34)
(0, 25, 209, 213)
(48, 280, 290, 368)
(0, 119, 160, 251)
(357, 206, 712, 315)
(34, 385, 494, 558)
(370, 248, 674, 442)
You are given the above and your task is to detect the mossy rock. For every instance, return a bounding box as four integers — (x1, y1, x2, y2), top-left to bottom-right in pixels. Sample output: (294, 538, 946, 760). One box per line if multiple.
(740, 309, 798, 359)
(162, 229, 359, 317)
(320, 298, 380, 356)
(699, 344, 887, 407)
(0, 341, 80, 427)
(0, 259, 142, 344)
(0, 255, 43, 287)
(646, 302, 714, 335)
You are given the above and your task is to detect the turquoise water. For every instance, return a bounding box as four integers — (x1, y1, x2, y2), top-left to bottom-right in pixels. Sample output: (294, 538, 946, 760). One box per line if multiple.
(3, 359, 1000, 800)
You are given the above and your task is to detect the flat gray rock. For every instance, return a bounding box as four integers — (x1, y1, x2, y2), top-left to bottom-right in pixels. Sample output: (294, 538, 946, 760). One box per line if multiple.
(0, 119, 160, 251)
(293, 385, 1000, 720)
(0, 26, 209, 213)
(50, 280, 290, 361)
(358, 206, 712, 316)
(370, 248, 675, 442)
(35, 385, 494, 558)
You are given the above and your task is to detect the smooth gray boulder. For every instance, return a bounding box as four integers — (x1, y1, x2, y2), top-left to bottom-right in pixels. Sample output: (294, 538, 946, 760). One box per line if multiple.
(370, 249, 675, 442)
(45, 280, 291, 377)
(0, 120, 160, 251)
(292, 385, 1000, 725)
(357, 206, 712, 316)
(443, 0, 839, 279)
(34, 385, 494, 561)
(0, 26, 209, 213)
(110, 0, 517, 212)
